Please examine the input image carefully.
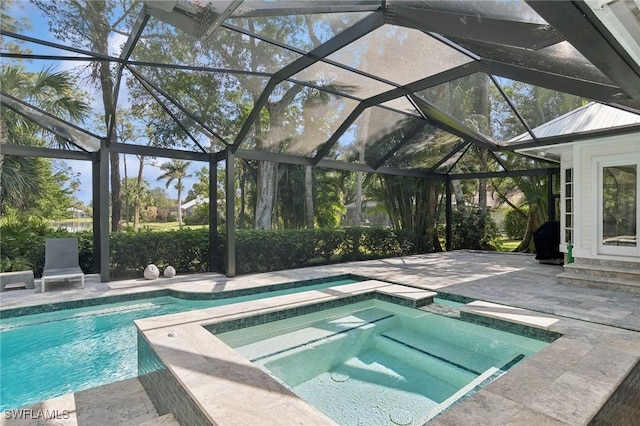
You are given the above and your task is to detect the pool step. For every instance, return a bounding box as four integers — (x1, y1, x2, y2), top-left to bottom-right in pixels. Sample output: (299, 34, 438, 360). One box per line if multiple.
(419, 366, 501, 423)
(373, 334, 478, 388)
(6, 378, 163, 426)
(234, 310, 399, 362)
(380, 327, 498, 373)
(137, 413, 180, 425)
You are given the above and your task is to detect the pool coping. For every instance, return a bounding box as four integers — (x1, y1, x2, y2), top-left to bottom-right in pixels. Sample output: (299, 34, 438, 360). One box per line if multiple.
(0, 273, 366, 319)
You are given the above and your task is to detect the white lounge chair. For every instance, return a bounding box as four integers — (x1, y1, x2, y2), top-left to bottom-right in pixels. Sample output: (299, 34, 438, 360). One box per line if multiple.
(41, 237, 85, 293)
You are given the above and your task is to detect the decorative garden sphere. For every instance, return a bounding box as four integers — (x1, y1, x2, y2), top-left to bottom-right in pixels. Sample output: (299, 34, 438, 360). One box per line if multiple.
(164, 266, 176, 278)
(144, 264, 160, 280)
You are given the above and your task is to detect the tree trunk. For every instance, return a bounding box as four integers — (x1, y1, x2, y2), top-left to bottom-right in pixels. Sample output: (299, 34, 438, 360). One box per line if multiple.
(110, 151, 121, 231)
(0, 116, 8, 177)
(123, 154, 129, 227)
(304, 165, 313, 228)
(355, 109, 371, 226)
(133, 155, 144, 231)
(356, 171, 363, 226)
(429, 180, 443, 252)
(246, 18, 276, 231)
(477, 75, 491, 212)
(479, 177, 487, 211)
(453, 179, 465, 208)
(254, 160, 276, 229)
(514, 203, 545, 252)
(94, 10, 120, 232)
(177, 182, 183, 227)
(239, 161, 246, 228)
(356, 145, 365, 225)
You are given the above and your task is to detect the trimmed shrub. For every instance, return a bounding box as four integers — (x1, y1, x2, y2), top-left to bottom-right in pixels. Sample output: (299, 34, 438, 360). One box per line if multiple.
(361, 227, 410, 259)
(110, 229, 210, 279)
(313, 229, 344, 263)
(503, 206, 529, 240)
(183, 204, 209, 226)
(450, 208, 501, 250)
(1, 223, 435, 279)
(231, 229, 317, 274)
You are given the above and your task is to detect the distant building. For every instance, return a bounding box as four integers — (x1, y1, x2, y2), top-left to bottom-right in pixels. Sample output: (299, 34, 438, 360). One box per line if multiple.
(181, 196, 209, 215)
(67, 207, 90, 218)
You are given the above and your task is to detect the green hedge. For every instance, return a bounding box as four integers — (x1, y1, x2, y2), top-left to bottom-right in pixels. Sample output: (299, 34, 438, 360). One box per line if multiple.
(1, 220, 429, 279)
(110, 229, 211, 279)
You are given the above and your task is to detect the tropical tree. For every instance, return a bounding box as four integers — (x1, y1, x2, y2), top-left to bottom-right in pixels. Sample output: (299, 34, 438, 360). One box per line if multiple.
(127, 12, 362, 230)
(156, 159, 192, 226)
(365, 114, 450, 250)
(120, 177, 151, 230)
(314, 169, 348, 228)
(34, 0, 141, 231)
(0, 65, 89, 216)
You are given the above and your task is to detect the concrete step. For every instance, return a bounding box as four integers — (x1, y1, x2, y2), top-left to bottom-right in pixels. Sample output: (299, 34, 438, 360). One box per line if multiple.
(563, 263, 640, 282)
(557, 271, 640, 293)
(137, 413, 180, 426)
(7, 378, 162, 426)
(572, 258, 640, 270)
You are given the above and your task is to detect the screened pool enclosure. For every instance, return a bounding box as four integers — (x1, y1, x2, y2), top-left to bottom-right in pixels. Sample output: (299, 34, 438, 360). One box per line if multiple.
(2, 0, 640, 279)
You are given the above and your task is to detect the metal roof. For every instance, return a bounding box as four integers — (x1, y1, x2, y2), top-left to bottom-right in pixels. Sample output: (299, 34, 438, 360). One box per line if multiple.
(509, 102, 640, 143)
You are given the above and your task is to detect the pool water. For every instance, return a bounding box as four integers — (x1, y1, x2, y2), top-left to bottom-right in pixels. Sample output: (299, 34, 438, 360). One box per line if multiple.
(217, 300, 551, 425)
(0, 277, 358, 411)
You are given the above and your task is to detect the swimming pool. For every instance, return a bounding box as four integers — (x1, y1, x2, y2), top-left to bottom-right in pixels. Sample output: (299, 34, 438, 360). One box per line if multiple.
(0, 276, 360, 411)
(216, 300, 553, 425)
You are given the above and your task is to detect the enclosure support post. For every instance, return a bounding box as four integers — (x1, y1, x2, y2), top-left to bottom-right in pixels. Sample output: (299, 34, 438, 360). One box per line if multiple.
(225, 149, 236, 277)
(208, 153, 218, 273)
(92, 140, 110, 282)
(547, 168, 555, 222)
(445, 175, 452, 251)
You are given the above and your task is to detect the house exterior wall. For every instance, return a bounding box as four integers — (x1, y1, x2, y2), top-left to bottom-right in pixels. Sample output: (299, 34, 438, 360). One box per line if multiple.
(561, 134, 640, 264)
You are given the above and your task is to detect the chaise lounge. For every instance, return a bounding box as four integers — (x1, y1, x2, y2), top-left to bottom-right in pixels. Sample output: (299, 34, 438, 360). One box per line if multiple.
(41, 237, 85, 293)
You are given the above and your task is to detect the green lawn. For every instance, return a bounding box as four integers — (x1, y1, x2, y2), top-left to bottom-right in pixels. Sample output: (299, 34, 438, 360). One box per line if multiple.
(56, 217, 92, 223)
(139, 222, 208, 231)
(53, 219, 207, 232)
(497, 238, 521, 252)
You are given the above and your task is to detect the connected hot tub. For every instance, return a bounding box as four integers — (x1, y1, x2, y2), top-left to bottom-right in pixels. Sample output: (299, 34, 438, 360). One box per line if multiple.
(136, 280, 560, 425)
(215, 299, 553, 425)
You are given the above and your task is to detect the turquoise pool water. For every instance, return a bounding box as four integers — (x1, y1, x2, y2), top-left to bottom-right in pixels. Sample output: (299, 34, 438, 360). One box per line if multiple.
(0, 277, 358, 411)
(218, 300, 551, 425)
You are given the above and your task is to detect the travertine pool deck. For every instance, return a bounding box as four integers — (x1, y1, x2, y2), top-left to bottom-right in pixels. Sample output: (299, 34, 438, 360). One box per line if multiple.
(2, 251, 640, 425)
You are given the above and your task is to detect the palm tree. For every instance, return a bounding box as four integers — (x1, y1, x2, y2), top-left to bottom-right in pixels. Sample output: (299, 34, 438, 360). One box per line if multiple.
(1, 65, 89, 214)
(157, 159, 192, 227)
